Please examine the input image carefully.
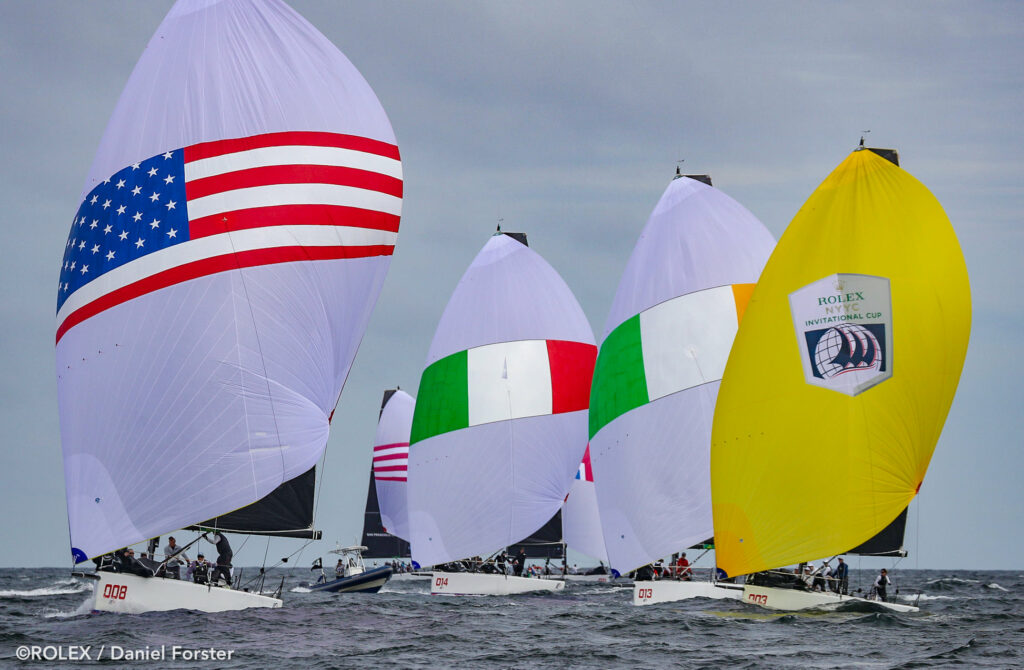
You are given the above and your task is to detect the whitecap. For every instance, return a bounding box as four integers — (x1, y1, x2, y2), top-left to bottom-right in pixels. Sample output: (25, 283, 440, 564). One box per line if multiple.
(984, 583, 1009, 591)
(0, 581, 92, 598)
(42, 596, 94, 619)
(903, 593, 955, 601)
(925, 577, 979, 585)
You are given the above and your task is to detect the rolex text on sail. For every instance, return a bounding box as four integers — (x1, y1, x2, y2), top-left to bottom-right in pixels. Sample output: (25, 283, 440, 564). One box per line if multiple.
(789, 273, 892, 396)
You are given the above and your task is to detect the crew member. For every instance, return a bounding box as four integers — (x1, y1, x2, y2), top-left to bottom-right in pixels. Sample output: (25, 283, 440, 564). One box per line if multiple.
(163, 536, 190, 580)
(834, 557, 849, 594)
(873, 568, 891, 602)
(203, 532, 233, 586)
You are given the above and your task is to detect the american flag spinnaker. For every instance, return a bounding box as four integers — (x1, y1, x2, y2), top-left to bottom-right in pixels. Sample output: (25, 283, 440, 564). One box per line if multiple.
(57, 0, 401, 563)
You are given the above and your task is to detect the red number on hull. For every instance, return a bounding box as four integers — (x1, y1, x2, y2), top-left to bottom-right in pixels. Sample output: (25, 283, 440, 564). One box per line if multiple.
(434, 577, 448, 588)
(637, 588, 653, 600)
(102, 583, 128, 600)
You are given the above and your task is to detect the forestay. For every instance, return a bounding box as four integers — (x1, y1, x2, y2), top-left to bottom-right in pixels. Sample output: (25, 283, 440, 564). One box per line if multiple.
(408, 233, 596, 568)
(711, 149, 971, 577)
(56, 0, 402, 562)
(589, 175, 774, 574)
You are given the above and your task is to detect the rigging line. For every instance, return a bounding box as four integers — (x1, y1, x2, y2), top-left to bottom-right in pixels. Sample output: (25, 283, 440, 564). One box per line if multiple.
(311, 427, 329, 526)
(915, 499, 920, 571)
(223, 223, 288, 495)
(505, 368, 515, 552)
(265, 537, 316, 571)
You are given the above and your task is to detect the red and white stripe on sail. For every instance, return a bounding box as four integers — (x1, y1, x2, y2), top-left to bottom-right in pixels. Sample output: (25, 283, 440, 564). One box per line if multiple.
(183, 131, 402, 236)
(373, 441, 409, 482)
(55, 131, 401, 342)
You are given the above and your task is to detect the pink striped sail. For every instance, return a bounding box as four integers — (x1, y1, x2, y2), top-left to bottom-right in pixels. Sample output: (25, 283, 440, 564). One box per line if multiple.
(373, 442, 409, 482)
(373, 390, 415, 541)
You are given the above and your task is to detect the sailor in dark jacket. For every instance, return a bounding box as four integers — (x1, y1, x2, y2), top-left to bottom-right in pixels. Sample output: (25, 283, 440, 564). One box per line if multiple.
(833, 557, 849, 594)
(873, 568, 891, 601)
(514, 549, 527, 576)
(203, 532, 234, 586)
(191, 554, 210, 584)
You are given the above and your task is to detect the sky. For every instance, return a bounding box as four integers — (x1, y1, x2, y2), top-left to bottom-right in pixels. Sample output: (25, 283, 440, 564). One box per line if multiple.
(0, 1, 1020, 569)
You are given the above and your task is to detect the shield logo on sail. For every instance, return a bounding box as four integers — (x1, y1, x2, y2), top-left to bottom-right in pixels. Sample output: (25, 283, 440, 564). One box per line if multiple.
(789, 274, 893, 396)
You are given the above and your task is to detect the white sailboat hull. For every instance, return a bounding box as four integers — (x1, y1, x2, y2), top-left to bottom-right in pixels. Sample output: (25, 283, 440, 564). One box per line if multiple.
(389, 572, 432, 581)
(742, 585, 919, 613)
(633, 580, 744, 606)
(564, 574, 631, 584)
(430, 572, 564, 595)
(91, 572, 282, 614)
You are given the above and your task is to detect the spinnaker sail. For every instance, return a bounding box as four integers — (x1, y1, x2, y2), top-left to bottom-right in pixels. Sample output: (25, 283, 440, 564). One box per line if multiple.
(407, 232, 596, 568)
(365, 389, 415, 549)
(589, 173, 775, 574)
(56, 0, 402, 563)
(562, 444, 608, 562)
(710, 147, 970, 578)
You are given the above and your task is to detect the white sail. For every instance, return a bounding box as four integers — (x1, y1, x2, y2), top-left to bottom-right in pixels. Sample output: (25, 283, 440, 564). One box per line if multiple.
(57, 0, 402, 562)
(373, 390, 415, 542)
(562, 445, 608, 562)
(589, 175, 774, 574)
(407, 233, 596, 568)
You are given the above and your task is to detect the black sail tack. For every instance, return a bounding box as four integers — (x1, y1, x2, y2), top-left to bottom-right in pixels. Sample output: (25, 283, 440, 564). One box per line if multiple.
(190, 466, 321, 539)
(506, 510, 564, 559)
(359, 388, 411, 558)
(360, 472, 411, 558)
(847, 507, 909, 557)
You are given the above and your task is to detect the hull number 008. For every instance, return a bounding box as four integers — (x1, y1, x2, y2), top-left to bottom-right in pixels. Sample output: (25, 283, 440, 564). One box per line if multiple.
(103, 583, 128, 600)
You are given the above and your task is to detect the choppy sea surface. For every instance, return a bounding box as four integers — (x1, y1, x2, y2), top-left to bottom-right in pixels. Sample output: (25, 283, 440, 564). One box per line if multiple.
(1, 567, 1021, 668)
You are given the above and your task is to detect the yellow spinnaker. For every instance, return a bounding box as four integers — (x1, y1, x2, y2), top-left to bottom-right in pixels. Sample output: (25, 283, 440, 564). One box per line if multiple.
(710, 149, 970, 577)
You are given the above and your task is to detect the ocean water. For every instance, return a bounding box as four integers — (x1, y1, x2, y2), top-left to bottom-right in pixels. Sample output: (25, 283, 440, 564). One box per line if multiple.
(1, 567, 1021, 668)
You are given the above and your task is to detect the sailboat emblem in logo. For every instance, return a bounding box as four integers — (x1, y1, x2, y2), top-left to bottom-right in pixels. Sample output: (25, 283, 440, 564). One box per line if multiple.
(807, 323, 884, 378)
(789, 274, 893, 396)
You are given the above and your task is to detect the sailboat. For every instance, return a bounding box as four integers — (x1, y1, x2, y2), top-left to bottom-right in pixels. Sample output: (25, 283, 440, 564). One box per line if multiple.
(710, 145, 971, 612)
(307, 390, 416, 593)
(561, 445, 624, 583)
(56, 0, 402, 613)
(358, 388, 429, 580)
(587, 171, 775, 606)
(407, 231, 596, 595)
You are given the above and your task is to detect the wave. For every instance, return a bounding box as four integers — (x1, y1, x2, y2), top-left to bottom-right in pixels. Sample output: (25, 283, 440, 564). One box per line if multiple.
(984, 583, 1009, 591)
(289, 586, 312, 593)
(904, 593, 955, 602)
(42, 597, 94, 619)
(925, 576, 979, 585)
(0, 581, 92, 598)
